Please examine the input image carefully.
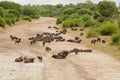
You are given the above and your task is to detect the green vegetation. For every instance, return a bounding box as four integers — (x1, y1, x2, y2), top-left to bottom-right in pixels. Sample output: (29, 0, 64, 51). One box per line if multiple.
(86, 29, 99, 38)
(97, 1, 117, 18)
(0, 1, 41, 28)
(0, 17, 5, 28)
(112, 32, 120, 45)
(98, 22, 118, 35)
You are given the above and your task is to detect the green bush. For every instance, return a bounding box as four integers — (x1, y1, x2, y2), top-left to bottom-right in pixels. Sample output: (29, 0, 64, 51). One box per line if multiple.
(82, 14, 91, 22)
(118, 18, 120, 28)
(111, 32, 120, 45)
(32, 15, 40, 19)
(62, 8, 75, 15)
(22, 16, 32, 22)
(5, 18, 12, 26)
(97, 16, 105, 22)
(78, 8, 93, 15)
(62, 20, 74, 28)
(84, 19, 94, 27)
(11, 18, 16, 24)
(68, 13, 80, 19)
(0, 17, 5, 28)
(86, 29, 100, 38)
(98, 22, 118, 35)
(56, 18, 62, 24)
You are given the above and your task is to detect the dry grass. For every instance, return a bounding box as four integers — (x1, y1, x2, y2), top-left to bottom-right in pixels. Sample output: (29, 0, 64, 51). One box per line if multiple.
(66, 27, 120, 61)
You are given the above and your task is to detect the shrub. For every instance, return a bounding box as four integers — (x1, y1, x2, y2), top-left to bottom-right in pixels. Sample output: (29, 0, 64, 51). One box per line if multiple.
(62, 8, 75, 15)
(62, 20, 74, 28)
(84, 19, 94, 27)
(62, 18, 84, 28)
(5, 18, 12, 26)
(118, 18, 120, 28)
(22, 16, 32, 22)
(0, 17, 5, 28)
(97, 16, 105, 22)
(81, 14, 91, 22)
(111, 32, 120, 45)
(11, 18, 16, 24)
(86, 29, 100, 38)
(32, 15, 40, 19)
(78, 8, 93, 15)
(68, 13, 80, 19)
(56, 18, 62, 24)
(98, 22, 118, 35)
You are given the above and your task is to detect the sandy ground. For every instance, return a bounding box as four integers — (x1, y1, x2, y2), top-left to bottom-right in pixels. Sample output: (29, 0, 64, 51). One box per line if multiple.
(0, 17, 120, 80)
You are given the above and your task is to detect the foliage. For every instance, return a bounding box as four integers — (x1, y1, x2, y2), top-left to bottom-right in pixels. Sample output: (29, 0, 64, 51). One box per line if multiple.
(97, 1, 117, 17)
(118, 18, 120, 28)
(78, 8, 93, 15)
(81, 14, 91, 22)
(84, 19, 95, 27)
(111, 32, 120, 45)
(98, 22, 118, 35)
(62, 18, 84, 28)
(62, 8, 75, 15)
(22, 5, 40, 18)
(0, 17, 5, 28)
(5, 18, 12, 26)
(22, 16, 32, 22)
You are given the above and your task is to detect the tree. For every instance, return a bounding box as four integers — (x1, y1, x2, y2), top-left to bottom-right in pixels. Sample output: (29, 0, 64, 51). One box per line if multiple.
(97, 1, 117, 17)
(62, 8, 75, 15)
(22, 5, 40, 18)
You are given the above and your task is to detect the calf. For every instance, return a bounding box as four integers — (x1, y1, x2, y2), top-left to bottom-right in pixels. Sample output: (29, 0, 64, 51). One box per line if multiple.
(45, 47, 51, 52)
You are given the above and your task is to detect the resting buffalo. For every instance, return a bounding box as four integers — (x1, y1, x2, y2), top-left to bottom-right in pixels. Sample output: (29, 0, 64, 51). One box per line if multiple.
(52, 50, 69, 59)
(15, 56, 23, 62)
(83, 49, 92, 53)
(24, 57, 35, 63)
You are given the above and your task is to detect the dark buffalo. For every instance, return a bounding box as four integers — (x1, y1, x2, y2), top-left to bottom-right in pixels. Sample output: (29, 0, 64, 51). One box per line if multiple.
(15, 57, 23, 62)
(91, 39, 97, 44)
(45, 47, 51, 52)
(24, 57, 35, 63)
(15, 38, 21, 44)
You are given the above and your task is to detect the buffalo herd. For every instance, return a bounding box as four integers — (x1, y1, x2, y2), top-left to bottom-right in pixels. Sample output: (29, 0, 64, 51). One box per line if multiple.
(11, 26, 106, 63)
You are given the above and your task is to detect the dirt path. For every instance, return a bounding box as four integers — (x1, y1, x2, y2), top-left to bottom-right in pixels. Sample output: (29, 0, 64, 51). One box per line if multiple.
(0, 17, 120, 80)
